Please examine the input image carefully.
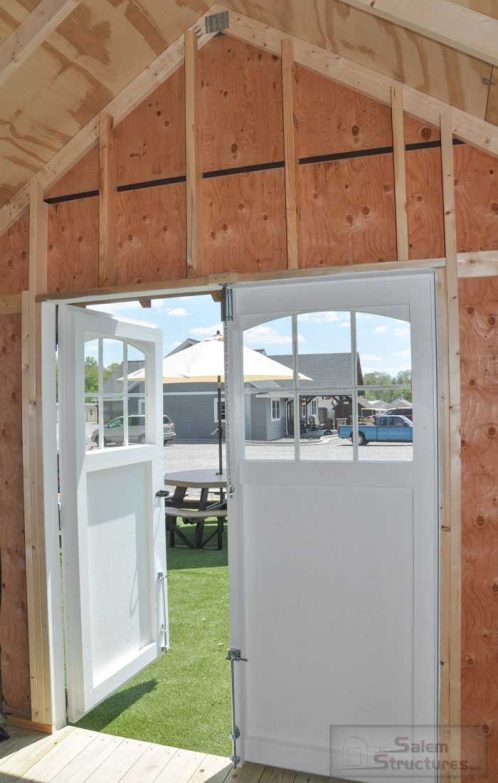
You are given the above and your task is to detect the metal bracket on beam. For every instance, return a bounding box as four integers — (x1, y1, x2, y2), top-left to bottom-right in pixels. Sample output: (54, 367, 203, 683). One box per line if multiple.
(205, 10, 229, 34)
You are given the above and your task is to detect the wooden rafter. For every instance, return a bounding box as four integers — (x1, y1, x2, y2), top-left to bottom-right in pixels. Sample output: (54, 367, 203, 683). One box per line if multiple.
(335, 0, 498, 68)
(0, 12, 216, 238)
(0, 0, 82, 90)
(216, 7, 498, 156)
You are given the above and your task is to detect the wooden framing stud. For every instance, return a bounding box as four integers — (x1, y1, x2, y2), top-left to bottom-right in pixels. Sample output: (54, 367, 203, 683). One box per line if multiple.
(22, 180, 52, 726)
(185, 28, 202, 278)
(98, 113, 117, 287)
(440, 109, 462, 783)
(281, 38, 300, 270)
(391, 85, 409, 262)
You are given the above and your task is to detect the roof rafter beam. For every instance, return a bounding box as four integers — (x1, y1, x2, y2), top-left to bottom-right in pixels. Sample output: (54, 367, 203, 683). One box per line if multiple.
(217, 7, 498, 157)
(0, 0, 83, 90)
(335, 0, 498, 68)
(0, 13, 216, 237)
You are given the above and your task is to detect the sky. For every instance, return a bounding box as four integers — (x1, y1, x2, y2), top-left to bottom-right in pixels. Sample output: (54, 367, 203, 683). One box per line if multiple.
(89, 296, 411, 377)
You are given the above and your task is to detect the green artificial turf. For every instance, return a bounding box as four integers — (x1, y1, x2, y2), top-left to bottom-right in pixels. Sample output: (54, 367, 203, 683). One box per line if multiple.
(76, 522, 231, 757)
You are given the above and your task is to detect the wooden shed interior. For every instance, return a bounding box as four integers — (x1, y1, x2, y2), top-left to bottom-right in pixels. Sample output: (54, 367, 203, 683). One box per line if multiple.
(0, 0, 497, 780)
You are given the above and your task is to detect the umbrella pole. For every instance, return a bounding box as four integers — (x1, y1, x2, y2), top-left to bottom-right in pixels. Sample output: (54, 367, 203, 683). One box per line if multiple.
(217, 376, 223, 475)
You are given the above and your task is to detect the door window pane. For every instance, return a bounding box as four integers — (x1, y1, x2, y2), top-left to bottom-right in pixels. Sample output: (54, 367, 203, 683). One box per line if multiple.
(103, 339, 124, 395)
(356, 309, 413, 462)
(241, 309, 414, 463)
(297, 311, 353, 394)
(299, 392, 354, 461)
(243, 317, 294, 460)
(102, 399, 124, 447)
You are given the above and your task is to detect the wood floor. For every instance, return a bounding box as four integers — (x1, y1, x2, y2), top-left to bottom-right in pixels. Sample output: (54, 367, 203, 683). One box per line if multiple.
(0, 725, 340, 782)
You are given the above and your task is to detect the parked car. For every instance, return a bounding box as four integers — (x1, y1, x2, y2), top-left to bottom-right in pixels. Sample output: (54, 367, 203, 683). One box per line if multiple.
(338, 414, 413, 445)
(91, 414, 176, 446)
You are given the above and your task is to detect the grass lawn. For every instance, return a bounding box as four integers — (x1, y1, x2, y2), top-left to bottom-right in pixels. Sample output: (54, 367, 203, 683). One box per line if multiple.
(76, 521, 232, 757)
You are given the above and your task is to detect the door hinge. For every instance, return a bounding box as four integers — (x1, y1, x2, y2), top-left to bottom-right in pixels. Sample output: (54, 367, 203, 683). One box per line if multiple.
(227, 648, 247, 662)
(228, 648, 246, 768)
(221, 286, 233, 323)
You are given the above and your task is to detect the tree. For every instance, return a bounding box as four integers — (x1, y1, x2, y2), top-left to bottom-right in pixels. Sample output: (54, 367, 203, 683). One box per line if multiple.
(363, 370, 412, 403)
(85, 356, 99, 393)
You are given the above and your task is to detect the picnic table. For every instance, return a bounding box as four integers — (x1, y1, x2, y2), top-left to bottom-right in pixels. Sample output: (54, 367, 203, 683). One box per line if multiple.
(163, 469, 227, 550)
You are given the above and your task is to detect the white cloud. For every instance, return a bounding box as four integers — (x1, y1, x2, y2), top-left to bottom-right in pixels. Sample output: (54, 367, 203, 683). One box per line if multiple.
(166, 307, 190, 318)
(394, 349, 411, 359)
(189, 322, 223, 337)
(374, 325, 388, 334)
(395, 326, 410, 338)
(244, 324, 305, 348)
(361, 353, 382, 363)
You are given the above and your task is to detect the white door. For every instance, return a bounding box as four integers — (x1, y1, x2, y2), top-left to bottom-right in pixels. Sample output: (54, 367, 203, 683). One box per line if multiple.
(226, 273, 438, 781)
(58, 305, 167, 722)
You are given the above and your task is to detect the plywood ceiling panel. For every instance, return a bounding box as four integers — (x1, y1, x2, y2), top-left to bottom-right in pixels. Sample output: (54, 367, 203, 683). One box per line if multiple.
(0, 0, 39, 44)
(447, 0, 498, 19)
(0, 0, 215, 207)
(486, 67, 498, 126)
(222, 0, 491, 117)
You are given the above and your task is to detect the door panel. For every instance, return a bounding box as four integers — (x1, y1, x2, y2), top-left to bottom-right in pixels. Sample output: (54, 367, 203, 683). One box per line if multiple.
(59, 305, 167, 722)
(226, 273, 438, 781)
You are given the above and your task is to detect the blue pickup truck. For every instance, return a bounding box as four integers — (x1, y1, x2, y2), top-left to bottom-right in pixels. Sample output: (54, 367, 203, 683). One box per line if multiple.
(338, 415, 413, 445)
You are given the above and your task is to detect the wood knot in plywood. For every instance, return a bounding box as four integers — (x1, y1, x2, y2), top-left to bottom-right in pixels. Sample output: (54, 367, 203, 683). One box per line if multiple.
(475, 515, 486, 528)
(491, 581, 498, 593)
(480, 724, 491, 736)
(464, 654, 475, 665)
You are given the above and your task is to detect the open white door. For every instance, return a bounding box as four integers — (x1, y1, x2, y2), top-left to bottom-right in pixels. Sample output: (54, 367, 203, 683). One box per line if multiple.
(226, 273, 439, 781)
(58, 305, 167, 722)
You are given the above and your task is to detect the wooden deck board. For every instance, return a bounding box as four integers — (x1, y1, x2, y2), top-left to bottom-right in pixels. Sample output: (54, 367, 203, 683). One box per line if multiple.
(0, 725, 339, 782)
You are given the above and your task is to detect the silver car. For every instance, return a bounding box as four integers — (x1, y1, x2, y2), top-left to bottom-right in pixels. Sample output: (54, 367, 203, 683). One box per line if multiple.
(91, 415, 176, 446)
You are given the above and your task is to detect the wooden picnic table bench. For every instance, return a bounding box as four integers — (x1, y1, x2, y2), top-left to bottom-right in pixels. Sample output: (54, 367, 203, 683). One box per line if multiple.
(163, 470, 227, 550)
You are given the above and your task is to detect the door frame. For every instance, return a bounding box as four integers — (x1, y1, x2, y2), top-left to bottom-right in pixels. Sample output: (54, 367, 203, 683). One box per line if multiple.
(30, 267, 456, 757)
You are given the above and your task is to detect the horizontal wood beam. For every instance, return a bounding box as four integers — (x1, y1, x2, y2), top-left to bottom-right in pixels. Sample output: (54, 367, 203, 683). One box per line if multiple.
(0, 14, 216, 238)
(335, 0, 498, 68)
(36, 258, 447, 304)
(457, 249, 498, 277)
(218, 7, 498, 158)
(0, 0, 82, 90)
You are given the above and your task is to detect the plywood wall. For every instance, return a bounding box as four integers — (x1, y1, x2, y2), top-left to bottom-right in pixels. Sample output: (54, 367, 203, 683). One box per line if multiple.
(0, 32, 497, 723)
(36, 36, 498, 289)
(460, 277, 498, 777)
(0, 313, 30, 718)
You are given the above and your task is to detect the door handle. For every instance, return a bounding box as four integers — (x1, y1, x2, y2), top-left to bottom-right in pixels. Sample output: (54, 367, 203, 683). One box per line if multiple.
(155, 489, 170, 498)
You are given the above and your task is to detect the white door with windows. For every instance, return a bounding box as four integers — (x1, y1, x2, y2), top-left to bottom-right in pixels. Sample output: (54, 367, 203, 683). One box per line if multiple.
(226, 273, 439, 781)
(58, 305, 167, 722)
